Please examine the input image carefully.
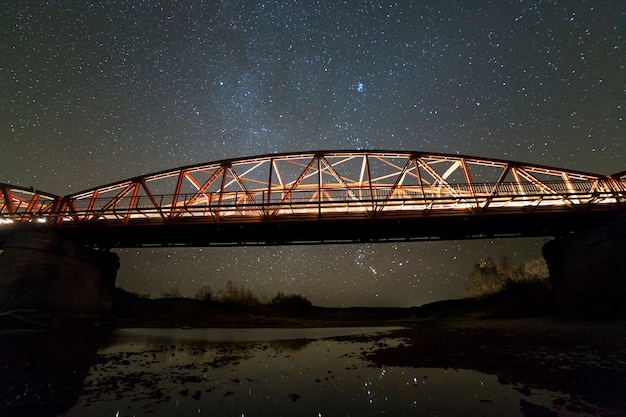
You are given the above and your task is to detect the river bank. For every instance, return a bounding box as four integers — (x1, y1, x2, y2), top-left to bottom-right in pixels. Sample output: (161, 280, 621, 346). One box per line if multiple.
(354, 317, 626, 415)
(2, 312, 625, 415)
(2, 286, 626, 415)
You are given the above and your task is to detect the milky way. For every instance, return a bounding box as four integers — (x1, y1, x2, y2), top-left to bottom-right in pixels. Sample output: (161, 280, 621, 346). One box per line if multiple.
(1, 1, 624, 306)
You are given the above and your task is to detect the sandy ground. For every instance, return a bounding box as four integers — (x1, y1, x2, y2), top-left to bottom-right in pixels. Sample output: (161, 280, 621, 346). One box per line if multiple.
(352, 317, 626, 416)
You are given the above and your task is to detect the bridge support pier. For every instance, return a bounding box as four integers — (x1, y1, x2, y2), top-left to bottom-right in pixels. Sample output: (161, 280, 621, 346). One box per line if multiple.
(0, 232, 119, 315)
(543, 215, 626, 316)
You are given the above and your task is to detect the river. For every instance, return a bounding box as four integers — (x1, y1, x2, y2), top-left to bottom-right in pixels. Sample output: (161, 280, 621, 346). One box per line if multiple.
(0, 326, 601, 416)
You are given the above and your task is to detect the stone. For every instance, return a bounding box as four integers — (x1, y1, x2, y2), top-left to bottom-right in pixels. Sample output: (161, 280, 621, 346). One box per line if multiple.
(543, 214, 626, 316)
(0, 231, 119, 314)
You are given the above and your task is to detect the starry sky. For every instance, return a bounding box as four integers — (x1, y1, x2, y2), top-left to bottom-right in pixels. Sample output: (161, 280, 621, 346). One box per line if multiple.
(1, 1, 624, 307)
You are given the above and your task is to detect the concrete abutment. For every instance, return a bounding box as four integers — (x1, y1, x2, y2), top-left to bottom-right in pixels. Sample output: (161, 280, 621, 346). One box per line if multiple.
(0, 232, 118, 314)
(543, 215, 626, 316)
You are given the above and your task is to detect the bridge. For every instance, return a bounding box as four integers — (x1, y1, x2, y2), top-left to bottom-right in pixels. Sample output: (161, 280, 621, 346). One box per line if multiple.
(0, 150, 625, 315)
(1, 150, 625, 247)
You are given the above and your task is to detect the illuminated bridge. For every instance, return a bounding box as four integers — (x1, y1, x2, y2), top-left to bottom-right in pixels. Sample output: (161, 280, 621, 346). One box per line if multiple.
(1, 150, 625, 248)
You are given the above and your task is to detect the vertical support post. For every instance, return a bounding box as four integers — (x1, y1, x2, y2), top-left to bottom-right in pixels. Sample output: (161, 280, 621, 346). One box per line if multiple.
(215, 164, 229, 221)
(171, 170, 185, 218)
(267, 158, 274, 216)
(460, 159, 477, 209)
(317, 156, 322, 218)
(123, 183, 140, 225)
(85, 190, 99, 221)
(2, 187, 15, 219)
(366, 154, 374, 215)
(511, 167, 525, 195)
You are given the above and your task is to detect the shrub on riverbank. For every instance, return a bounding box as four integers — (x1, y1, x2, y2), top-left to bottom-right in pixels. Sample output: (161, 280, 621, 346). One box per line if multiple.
(459, 257, 554, 318)
(464, 257, 549, 299)
(271, 292, 312, 311)
(113, 283, 315, 324)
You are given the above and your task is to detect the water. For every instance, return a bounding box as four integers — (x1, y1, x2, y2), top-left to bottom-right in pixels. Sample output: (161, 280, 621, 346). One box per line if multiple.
(0, 327, 598, 416)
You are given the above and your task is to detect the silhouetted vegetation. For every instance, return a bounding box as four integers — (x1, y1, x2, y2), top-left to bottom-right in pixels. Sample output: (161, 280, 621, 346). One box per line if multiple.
(116, 282, 314, 311)
(194, 285, 213, 302)
(160, 286, 182, 299)
(457, 257, 555, 318)
(111, 282, 416, 327)
(213, 281, 260, 306)
(464, 257, 549, 298)
(110, 256, 557, 327)
(270, 292, 312, 311)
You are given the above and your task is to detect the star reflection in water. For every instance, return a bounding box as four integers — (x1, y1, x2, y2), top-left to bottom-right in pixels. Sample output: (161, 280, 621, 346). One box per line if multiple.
(30, 327, 597, 417)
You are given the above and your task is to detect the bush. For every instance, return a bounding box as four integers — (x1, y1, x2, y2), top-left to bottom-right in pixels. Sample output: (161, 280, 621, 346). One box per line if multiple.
(464, 257, 549, 299)
(160, 286, 182, 299)
(271, 292, 312, 310)
(214, 281, 260, 306)
(195, 284, 213, 302)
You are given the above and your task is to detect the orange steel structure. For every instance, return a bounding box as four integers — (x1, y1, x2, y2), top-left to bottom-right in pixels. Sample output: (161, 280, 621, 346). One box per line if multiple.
(1, 151, 625, 247)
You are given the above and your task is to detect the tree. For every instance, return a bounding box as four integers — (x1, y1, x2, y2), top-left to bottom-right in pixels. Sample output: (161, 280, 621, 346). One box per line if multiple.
(214, 281, 260, 306)
(271, 292, 312, 310)
(195, 284, 213, 301)
(464, 257, 549, 298)
(519, 258, 550, 282)
(160, 286, 181, 298)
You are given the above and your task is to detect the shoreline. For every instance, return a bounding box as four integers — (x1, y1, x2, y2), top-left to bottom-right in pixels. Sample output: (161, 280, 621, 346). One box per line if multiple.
(2, 314, 625, 414)
(358, 317, 626, 414)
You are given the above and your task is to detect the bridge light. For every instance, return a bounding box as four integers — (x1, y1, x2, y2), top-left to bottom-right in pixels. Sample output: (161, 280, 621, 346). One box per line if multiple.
(37, 218, 47, 223)
(0, 218, 14, 225)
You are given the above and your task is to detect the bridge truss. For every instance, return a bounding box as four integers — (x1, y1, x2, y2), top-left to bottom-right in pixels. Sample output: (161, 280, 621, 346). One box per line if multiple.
(1, 151, 625, 247)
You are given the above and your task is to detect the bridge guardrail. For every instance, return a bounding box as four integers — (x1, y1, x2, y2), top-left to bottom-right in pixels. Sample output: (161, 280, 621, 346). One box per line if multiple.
(1, 181, 620, 226)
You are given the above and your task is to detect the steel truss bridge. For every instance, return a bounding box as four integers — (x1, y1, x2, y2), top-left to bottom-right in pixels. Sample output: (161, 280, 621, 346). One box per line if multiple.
(1, 151, 625, 248)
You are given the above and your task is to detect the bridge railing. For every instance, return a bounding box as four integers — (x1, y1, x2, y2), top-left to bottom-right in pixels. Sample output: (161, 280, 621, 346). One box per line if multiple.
(0, 184, 59, 224)
(39, 179, 617, 224)
(1, 178, 621, 226)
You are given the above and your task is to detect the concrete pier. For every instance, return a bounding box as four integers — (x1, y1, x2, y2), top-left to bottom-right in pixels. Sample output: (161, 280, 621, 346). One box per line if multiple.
(0, 232, 119, 314)
(543, 215, 626, 315)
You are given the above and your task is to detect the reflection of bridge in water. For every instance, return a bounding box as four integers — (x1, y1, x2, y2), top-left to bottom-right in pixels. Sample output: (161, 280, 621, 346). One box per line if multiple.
(2, 150, 625, 247)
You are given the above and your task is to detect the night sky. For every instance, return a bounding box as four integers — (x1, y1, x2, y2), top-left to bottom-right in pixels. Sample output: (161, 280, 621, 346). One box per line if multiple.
(1, 1, 624, 307)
